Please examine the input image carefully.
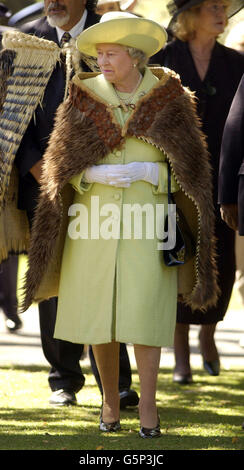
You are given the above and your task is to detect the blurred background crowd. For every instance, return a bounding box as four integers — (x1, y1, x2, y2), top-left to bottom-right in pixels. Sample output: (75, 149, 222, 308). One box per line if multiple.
(1, 0, 243, 41)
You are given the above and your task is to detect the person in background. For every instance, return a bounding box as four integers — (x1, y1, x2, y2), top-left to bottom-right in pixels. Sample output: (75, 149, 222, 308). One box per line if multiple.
(151, 0, 244, 384)
(224, 20, 244, 347)
(0, 4, 12, 46)
(119, 0, 138, 12)
(95, 0, 138, 16)
(0, 0, 21, 336)
(96, 0, 121, 15)
(0, 3, 11, 26)
(219, 74, 244, 242)
(218, 74, 244, 429)
(1, 0, 138, 409)
(0, 256, 22, 333)
(22, 11, 217, 437)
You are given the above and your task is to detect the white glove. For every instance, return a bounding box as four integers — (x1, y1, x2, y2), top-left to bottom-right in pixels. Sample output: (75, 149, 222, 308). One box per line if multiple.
(84, 164, 131, 187)
(84, 162, 159, 187)
(143, 162, 159, 186)
(106, 162, 159, 186)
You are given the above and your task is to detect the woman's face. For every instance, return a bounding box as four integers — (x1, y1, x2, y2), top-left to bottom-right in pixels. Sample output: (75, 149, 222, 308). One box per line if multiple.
(97, 43, 136, 85)
(195, 0, 228, 37)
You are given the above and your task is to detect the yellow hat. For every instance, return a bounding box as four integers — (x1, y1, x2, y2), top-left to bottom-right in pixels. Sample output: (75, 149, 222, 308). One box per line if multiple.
(76, 12, 167, 58)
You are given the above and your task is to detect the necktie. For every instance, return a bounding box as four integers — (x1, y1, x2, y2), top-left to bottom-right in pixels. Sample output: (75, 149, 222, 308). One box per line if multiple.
(60, 31, 71, 48)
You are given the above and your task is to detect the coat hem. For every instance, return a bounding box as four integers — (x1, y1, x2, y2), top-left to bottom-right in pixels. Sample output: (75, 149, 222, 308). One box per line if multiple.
(53, 333, 174, 348)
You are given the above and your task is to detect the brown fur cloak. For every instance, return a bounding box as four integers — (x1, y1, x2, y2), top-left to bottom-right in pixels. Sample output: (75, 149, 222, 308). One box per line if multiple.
(21, 67, 219, 312)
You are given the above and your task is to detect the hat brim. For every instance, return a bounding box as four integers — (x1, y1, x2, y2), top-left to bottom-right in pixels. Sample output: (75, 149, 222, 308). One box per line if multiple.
(167, 0, 203, 18)
(167, 0, 243, 30)
(76, 17, 167, 57)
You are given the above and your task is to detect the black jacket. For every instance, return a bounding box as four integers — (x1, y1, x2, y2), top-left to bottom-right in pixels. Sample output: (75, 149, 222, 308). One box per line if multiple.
(151, 39, 244, 206)
(15, 11, 100, 211)
(150, 38, 244, 323)
(218, 74, 244, 233)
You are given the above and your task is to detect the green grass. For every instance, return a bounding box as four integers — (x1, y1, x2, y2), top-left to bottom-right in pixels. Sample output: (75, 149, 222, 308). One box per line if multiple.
(0, 365, 244, 451)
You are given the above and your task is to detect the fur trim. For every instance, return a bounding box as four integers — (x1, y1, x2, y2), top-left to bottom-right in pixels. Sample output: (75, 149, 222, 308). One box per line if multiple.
(148, 90, 219, 309)
(70, 81, 123, 150)
(21, 69, 218, 312)
(22, 99, 109, 310)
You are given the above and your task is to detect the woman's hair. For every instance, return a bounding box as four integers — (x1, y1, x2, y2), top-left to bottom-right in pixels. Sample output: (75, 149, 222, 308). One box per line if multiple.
(126, 47, 148, 71)
(86, 0, 98, 12)
(172, 0, 230, 42)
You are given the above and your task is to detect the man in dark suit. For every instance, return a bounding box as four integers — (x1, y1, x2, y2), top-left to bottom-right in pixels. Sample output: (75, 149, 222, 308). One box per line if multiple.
(14, 0, 138, 408)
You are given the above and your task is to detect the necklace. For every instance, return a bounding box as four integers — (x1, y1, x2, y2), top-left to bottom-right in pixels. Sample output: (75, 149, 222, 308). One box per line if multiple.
(113, 73, 143, 112)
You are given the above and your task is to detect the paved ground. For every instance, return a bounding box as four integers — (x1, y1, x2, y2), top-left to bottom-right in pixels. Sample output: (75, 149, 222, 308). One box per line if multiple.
(1, 286, 244, 372)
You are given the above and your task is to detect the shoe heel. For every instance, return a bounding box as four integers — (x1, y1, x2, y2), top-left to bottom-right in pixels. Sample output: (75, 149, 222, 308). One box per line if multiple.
(139, 414, 161, 439)
(99, 407, 121, 433)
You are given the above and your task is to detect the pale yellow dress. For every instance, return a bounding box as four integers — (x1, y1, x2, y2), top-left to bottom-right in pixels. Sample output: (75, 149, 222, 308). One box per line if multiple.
(54, 68, 179, 347)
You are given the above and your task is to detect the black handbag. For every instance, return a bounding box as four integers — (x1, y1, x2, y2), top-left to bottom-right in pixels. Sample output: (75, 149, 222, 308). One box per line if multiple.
(163, 164, 196, 267)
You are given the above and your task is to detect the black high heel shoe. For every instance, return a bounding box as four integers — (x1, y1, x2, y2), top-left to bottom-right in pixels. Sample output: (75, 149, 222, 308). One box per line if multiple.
(99, 407, 121, 433)
(139, 415, 161, 439)
(203, 359, 220, 376)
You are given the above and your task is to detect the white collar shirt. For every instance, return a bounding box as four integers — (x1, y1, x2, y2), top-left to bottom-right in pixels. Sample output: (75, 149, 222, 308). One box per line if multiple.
(56, 9, 88, 45)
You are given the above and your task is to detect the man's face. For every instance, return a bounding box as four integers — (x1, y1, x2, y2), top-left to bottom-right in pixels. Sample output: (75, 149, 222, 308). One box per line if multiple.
(44, 0, 87, 30)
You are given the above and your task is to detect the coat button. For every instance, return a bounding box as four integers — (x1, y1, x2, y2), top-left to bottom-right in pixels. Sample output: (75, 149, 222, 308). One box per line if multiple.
(115, 150, 122, 157)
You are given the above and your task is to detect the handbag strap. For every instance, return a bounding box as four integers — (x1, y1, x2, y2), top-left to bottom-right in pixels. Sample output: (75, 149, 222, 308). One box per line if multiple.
(167, 162, 174, 205)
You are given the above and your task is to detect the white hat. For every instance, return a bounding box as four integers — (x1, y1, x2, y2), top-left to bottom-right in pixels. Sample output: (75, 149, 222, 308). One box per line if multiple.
(120, 0, 135, 10)
(76, 11, 167, 57)
(97, 0, 120, 5)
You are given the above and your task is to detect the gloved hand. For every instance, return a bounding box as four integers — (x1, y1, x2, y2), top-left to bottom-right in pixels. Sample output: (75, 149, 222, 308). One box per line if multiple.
(143, 162, 159, 186)
(84, 164, 131, 187)
(106, 162, 159, 186)
(84, 162, 159, 187)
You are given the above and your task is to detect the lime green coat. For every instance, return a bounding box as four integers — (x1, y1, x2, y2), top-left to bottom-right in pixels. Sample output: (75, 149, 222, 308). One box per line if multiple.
(22, 66, 218, 344)
(54, 69, 179, 347)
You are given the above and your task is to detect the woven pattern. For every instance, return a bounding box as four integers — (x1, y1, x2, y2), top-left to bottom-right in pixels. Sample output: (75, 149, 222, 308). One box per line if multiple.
(0, 30, 61, 211)
(61, 37, 100, 100)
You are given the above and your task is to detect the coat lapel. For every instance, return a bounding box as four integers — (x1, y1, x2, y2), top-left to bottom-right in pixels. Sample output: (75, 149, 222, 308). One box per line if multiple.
(22, 16, 59, 44)
(71, 67, 184, 144)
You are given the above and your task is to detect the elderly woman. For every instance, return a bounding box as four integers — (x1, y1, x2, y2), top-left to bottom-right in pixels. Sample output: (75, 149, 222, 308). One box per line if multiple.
(23, 12, 217, 437)
(152, 0, 244, 384)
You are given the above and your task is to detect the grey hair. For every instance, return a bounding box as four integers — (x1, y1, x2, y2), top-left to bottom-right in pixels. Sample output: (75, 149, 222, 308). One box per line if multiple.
(126, 47, 148, 71)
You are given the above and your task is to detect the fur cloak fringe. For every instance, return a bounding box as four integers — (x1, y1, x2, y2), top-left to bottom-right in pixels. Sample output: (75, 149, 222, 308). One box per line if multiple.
(21, 67, 219, 312)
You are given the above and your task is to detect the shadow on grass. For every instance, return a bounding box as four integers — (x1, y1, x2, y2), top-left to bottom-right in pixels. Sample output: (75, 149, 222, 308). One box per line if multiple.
(0, 364, 50, 373)
(0, 407, 243, 450)
(0, 363, 96, 379)
(0, 366, 244, 450)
